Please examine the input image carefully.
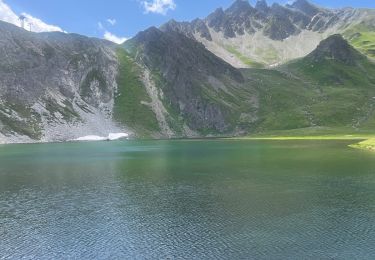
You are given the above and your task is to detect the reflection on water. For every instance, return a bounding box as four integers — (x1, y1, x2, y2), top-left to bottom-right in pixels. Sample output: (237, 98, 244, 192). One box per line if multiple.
(1, 140, 375, 259)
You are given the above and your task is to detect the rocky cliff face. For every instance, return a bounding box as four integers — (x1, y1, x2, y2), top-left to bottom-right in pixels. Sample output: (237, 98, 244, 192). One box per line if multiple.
(0, 21, 260, 143)
(160, 0, 375, 67)
(123, 27, 258, 137)
(0, 21, 123, 143)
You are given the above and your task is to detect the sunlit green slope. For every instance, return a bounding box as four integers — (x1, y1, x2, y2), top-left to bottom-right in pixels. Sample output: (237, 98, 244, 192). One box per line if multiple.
(242, 34, 375, 133)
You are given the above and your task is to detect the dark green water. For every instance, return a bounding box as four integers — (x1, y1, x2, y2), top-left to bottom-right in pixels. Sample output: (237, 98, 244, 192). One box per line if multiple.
(1, 139, 375, 259)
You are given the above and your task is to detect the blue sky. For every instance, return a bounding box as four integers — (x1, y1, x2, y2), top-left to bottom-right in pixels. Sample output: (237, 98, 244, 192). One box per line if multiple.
(2, 0, 375, 42)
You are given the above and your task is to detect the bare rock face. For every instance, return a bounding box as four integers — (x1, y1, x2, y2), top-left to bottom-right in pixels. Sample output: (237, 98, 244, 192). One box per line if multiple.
(159, 0, 375, 67)
(124, 27, 258, 135)
(0, 21, 259, 142)
(162, 0, 320, 42)
(255, 0, 269, 13)
(287, 0, 320, 17)
(0, 21, 122, 143)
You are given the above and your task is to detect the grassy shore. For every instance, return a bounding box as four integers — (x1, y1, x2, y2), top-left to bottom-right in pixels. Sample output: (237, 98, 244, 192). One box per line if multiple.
(235, 127, 375, 140)
(232, 127, 375, 151)
(349, 139, 375, 151)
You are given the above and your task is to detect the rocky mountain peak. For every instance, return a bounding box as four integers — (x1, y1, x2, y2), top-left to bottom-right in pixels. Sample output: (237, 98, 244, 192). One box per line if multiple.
(226, 0, 254, 15)
(132, 26, 163, 42)
(292, 0, 310, 5)
(288, 0, 320, 16)
(206, 8, 225, 28)
(160, 19, 183, 33)
(125, 24, 248, 134)
(308, 34, 364, 65)
(255, 0, 269, 13)
(269, 2, 291, 16)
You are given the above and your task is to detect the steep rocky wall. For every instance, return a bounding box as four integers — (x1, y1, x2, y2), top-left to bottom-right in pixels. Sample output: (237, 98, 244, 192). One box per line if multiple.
(0, 21, 124, 143)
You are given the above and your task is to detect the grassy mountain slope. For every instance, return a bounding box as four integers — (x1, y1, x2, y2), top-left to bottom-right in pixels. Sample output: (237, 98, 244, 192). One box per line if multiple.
(123, 27, 259, 137)
(343, 20, 375, 59)
(118, 32, 375, 138)
(113, 48, 160, 137)
(243, 34, 375, 132)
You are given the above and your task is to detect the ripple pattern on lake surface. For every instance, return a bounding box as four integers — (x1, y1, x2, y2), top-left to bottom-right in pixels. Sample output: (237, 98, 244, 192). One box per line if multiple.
(1, 140, 375, 259)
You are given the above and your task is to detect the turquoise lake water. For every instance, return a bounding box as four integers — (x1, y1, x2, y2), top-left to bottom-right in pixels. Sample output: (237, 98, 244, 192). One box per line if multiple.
(1, 139, 375, 259)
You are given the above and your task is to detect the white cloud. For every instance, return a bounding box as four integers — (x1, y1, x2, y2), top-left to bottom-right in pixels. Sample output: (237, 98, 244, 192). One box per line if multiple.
(107, 18, 116, 26)
(98, 19, 127, 44)
(142, 0, 176, 15)
(21, 13, 63, 32)
(0, 0, 63, 32)
(104, 31, 127, 44)
(0, 0, 18, 25)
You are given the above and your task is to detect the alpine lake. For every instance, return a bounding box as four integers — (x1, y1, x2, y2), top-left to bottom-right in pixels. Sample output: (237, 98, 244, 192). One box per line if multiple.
(1, 139, 375, 259)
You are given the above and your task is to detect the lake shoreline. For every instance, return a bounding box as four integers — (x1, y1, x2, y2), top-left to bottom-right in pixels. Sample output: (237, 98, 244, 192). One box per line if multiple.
(1, 129, 375, 151)
(348, 139, 375, 151)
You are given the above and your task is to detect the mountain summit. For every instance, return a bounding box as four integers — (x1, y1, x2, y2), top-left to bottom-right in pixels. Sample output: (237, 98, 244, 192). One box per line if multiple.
(307, 34, 365, 65)
(160, 0, 375, 68)
(288, 0, 320, 16)
(226, 0, 254, 14)
(255, 0, 269, 13)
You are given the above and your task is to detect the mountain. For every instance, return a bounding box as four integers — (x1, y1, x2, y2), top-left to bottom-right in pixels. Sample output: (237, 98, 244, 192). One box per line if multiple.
(0, 21, 123, 143)
(0, 21, 259, 143)
(304, 34, 366, 65)
(1, 1, 375, 144)
(161, 0, 375, 68)
(122, 27, 258, 137)
(246, 35, 375, 131)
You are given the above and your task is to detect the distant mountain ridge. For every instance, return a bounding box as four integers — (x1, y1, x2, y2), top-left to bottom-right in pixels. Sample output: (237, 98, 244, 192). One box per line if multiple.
(161, 0, 375, 67)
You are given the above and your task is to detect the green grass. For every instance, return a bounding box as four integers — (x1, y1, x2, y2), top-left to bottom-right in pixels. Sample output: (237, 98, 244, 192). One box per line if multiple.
(254, 47, 279, 64)
(44, 99, 80, 123)
(349, 138, 375, 151)
(114, 48, 160, 137)
(231, 127, 375, 153)
(233, 127, 375, 152)
(224, 45, 265, 68)
(350, 32, 375, 58)
(230, 126, 375, 152)
(0, 102, 42, 140)
(242, 69, 314, 131)
(234, 126, 375, 139)
(240, 46, 375, 132)
(343, 24, 375, 58)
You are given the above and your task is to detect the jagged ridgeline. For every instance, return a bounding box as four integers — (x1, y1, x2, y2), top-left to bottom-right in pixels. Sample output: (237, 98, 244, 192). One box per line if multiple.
(161, 0, 375, 67)
(0, 0, 375, 143)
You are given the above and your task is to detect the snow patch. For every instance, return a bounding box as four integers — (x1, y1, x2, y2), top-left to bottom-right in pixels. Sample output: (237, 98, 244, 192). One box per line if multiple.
(73, 133, 128, 142)
(108, 133, 129, 140)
